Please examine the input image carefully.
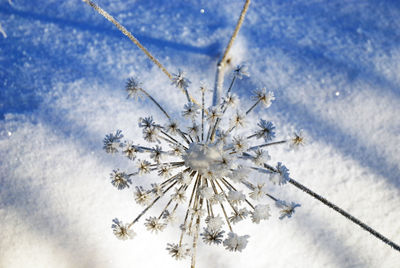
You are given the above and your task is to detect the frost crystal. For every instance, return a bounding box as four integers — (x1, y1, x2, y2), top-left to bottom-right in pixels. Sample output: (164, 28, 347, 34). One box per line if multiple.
(290, 130, 306, 150)
(103, 130, 123, 154)
(256, 119, 276, 141)
(145, 216, 166, 233)
(172, 70, 191, 90)
(233, 65, 249, 79)
(205, 215, 224, 231)
(201, 228, 225, 245)
(223, 232, 249, 252)
(182, 102, 200, 119)
(270, 162, 291, 185)
(126, 78, 143, 100)
(110, 170, 131, 190)
(112, 218, 135, 240)
(276, 200, 301, 220)
(251, 204, 271, 223)
(253, 88, 275, 108)
(166, 243, 191, 260)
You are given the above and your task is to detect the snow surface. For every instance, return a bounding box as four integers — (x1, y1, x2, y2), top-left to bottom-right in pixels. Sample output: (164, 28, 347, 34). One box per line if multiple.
(1, 0, 400, 267)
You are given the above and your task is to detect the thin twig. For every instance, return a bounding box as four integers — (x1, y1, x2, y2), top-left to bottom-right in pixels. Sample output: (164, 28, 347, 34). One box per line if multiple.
(83, 0, 173, 80)
(140, 88, 170, 119)
(213, 0, 251, 105)
(248, 140, 287, 150)
(289, 178, 400, 252)
(83, 0, 201, 105)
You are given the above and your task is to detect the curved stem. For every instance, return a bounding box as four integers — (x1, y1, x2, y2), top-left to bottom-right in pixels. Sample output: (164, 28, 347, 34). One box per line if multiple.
(289, 178, 400, 252)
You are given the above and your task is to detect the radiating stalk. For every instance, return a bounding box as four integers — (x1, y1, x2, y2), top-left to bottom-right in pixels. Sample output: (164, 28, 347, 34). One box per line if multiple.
(289, 178, 400, 252)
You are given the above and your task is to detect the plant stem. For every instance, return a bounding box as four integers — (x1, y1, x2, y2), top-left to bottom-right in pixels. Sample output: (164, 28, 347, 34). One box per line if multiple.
(213, 0, 251, 105)
(248, 140, 287, 150)
(83, 0, 173, 80)
(83, 0, 201, 105)
(140, 88, 170, 119)
(289, 178, 400, 252)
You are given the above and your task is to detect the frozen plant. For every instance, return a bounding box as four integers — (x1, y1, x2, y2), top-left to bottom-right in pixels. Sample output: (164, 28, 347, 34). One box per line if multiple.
(83, 0, 400, 267)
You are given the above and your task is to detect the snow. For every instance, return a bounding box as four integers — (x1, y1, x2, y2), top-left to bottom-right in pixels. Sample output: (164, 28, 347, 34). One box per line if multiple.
(1, 0, 400, 268)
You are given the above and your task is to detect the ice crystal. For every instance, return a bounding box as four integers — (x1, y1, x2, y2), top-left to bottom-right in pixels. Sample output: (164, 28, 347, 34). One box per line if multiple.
(223, 232, 249, 252)
(201, 228, 225, 245)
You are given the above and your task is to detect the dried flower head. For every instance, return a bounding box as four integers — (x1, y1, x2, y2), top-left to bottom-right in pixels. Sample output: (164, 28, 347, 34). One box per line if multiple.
(290, 130, 306, 150)
(112, 218, 135, 240)
(126, 78, 143, 100)
(201, 228, 225, 245)
(233, 64, 250, 79)
(145, 216, 166, 233)
(103, 130, 123, 154)
(252, 88, 275, 108)
(102, 67, 303, 265)
(172, 70, 191, 91)
(166, 243, 191, 260)
(84, 0, 400, 264)
(110, 170, 132, 190)
(223, 232, 249, 252)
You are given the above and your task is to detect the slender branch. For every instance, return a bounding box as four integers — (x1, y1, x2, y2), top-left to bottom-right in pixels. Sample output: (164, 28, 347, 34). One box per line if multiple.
(159, 130, 188, 150)
(248, 140, 287, 150)
(83, 0, 173, 80)
(289, 178, 400, 252)
(140, 88, 170, 119)
(221, 178, 255, 210)
(201, 87, 205, 142)
(213, 0, 251, 105)
(210, 180, 233, 232)
(128, 180, 177, 228)
(227, 75, 237, 95)
(83, 0, 201, 105)
(246, 99, 260, 115)
(191, 178, 204, 268)
(179, 175, 200, 245)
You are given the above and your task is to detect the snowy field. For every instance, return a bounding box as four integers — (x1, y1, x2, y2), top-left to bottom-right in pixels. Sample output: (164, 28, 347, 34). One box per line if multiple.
(1, 0, 400, 267)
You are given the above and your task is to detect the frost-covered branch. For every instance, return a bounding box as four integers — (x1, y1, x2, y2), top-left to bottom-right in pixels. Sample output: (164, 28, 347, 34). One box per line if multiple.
(213, 0, 251, 105)
(289, 178, 400, 252)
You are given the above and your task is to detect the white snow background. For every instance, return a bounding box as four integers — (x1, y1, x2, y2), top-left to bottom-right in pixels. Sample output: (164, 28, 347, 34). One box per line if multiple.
(1, 0, 400, 267)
